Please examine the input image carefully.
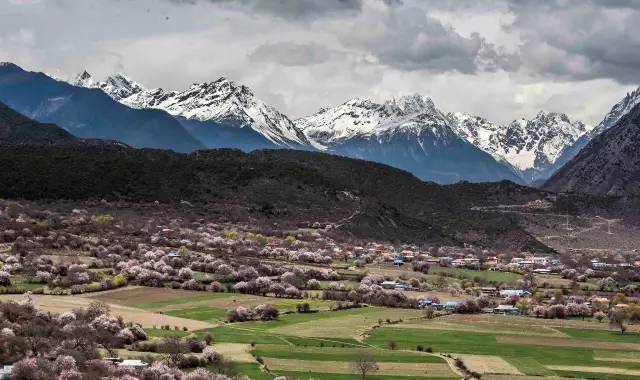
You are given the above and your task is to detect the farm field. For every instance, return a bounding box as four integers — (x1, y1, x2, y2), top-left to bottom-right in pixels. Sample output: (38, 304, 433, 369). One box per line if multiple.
(84, 286, 640, 380)
(0, 293, 215, 330)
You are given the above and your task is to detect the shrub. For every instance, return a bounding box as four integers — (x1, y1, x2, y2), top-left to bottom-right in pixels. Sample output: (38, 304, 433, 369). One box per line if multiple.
(92, 214, 114, 224)
(228, 306, 253, 322)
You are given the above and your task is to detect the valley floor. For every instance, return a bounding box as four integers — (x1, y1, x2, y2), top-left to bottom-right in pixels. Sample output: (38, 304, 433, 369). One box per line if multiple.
(5, 286, 639, 380)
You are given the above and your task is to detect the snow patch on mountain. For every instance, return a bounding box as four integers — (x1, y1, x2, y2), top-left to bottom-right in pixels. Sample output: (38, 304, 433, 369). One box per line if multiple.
(73, 71, 314, 148)
(449, 111, 592, 181)
(297, 94, 454, 147)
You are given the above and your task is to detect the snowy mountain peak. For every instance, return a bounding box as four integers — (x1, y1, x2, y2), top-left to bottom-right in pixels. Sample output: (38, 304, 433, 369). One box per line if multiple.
(592, 86, 640, 135)
(101, 73, 146, 100)
(297, 94, 453, 147)
(383, 94, 436, 116)
(73, 71, 312, 148)
(73, 70, 95, 88)
(449, 110, 591, 182)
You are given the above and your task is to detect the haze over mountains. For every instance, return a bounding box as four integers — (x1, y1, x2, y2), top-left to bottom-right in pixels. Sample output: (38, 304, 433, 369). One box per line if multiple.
(2, 62, 639, 187)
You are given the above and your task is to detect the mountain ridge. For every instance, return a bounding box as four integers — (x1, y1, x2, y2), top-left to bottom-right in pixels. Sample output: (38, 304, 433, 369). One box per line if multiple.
(74, 70, 316, 150)
(0, 63, 204, 152)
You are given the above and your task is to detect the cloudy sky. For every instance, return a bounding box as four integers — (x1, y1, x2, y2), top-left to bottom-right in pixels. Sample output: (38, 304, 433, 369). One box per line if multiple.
(1, 0, 639, 125)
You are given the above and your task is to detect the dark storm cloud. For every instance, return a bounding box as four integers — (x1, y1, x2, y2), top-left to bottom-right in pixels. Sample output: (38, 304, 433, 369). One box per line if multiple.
(506, 0, 640, 83)
(339, 6, 519, 74)
(167, 0, 364, 19)
(249, 42, 331, 66)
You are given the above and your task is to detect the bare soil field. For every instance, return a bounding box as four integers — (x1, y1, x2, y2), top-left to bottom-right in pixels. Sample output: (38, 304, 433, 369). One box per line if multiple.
(546, 365, 640, 377)
(87, 286, 212, 306)
(496, 335, 640, 351)
(404, 290, 471, 302)
(43, 252, 96, 265)
(264, 358, 455, 377)
(455, 354, 522, 375)
(0, 294, 214, 330)
(213, 343, 255, 363)
(483, 376, 583, 380)
(593, 350, 640, 363)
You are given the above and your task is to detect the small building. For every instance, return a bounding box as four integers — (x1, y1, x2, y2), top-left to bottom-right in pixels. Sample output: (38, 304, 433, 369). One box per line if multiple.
(493, 305, 520, 315)
(118, 360, 148, 369)
(499, 289, 529, 297)
(381, 281, 397, 289)
(444, 301, 461, 311)
(418, 298, 433, 308)
(533, 268, 551, 274)
(166, 252, 181, 258)
(0, 366, 13, 380)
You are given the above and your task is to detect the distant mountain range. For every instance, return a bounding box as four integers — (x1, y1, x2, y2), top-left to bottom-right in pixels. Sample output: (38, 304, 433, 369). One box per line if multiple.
(0, 62, 203, 152)
(74, 70, 314, 151)
(449, 111, 592, 183)
(296, 95, 523, 184)
(0, 98, 554, 250)
(2, 62, 638, 186)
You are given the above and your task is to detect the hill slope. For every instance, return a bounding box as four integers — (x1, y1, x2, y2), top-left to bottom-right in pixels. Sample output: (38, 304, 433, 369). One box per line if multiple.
(0, 63, 203, 152)
(544, 104, 640, 197)
(0, 139, 549, 250)
(0, 101, 76, 145)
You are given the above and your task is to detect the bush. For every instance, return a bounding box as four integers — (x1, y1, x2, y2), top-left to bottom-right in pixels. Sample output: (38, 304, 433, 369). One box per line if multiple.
(228, 306, 253, 323)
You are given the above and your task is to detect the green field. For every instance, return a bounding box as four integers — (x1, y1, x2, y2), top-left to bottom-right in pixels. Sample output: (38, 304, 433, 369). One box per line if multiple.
(132, 292, 232, 309)
(114, 288, 640, 380)
(429, 267, 522, 282)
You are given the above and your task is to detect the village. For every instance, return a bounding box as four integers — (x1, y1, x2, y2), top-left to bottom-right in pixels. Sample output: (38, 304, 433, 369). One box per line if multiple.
(1, 199, 640, 380)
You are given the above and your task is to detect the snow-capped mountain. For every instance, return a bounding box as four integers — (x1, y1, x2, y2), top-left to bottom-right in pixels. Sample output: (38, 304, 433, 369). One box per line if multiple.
(549, 85, 640, 177)
(74, 71, 314, 150)
(298, 95, 452, 145)
(449, 111, 592, 183)
(297, 95, 523, 184)
(0, 63, 204, 152)
(592, 86, 640, 136)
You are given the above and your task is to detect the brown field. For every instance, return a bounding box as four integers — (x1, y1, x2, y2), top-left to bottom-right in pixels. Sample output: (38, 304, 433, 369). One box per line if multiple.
(87, 286, 271, 312)
(86, 286, 207, 306)
(213, 343, 255, 363)
(404, 290, 471, 302)
(593, 350, 640, 363)
(546, 365, 640, 377)
(483, 376, 583, 380)
(0, 294, 214, 330)
(264, 358, 455, 377)
(455, 354, 522, 375)
(497, 335, 640, 351)
(43, 252, 96, 265)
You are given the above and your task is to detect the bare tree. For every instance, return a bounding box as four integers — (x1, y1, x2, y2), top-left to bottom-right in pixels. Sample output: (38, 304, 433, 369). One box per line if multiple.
(161, 336, 186, 367)
(351, 352, 379, 380)
(609, 309, 628, 334)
